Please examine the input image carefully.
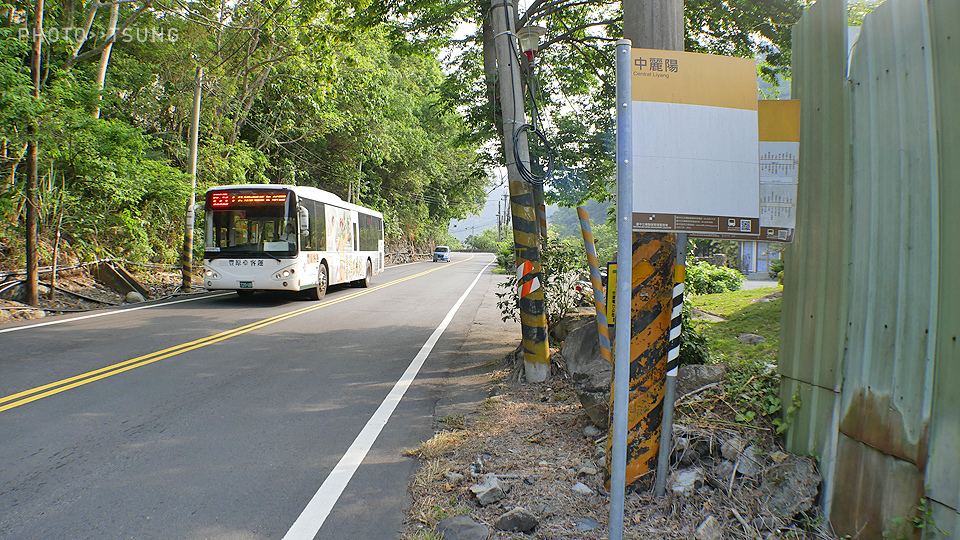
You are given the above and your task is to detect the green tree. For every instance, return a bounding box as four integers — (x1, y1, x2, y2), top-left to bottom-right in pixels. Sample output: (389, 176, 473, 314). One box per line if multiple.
(367, 0, 807, 206)
(464, 227, 499, 250)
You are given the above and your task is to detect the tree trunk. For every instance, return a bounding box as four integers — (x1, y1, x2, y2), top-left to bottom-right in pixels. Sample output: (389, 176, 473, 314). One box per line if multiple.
(25, 0, 45, 307)
(92, 2, 119, 119)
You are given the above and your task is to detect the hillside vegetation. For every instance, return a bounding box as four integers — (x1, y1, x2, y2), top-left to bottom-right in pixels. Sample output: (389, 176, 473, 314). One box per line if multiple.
(1, 3, 486, 271)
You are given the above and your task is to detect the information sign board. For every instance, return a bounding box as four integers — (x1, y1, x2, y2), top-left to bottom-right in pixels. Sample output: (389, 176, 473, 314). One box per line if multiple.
(757, 100, 800, 243)
(628, 48, 760, 237)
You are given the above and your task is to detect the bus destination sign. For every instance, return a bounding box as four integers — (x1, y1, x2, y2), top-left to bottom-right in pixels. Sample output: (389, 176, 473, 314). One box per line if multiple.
(208, 191, 288, 208)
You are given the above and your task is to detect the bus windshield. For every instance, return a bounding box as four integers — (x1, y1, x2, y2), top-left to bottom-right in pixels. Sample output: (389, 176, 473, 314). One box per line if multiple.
(204, 190, 298, 257)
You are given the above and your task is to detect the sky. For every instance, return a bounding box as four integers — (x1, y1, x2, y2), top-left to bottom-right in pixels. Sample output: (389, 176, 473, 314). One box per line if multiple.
(448, 173, 509, 242)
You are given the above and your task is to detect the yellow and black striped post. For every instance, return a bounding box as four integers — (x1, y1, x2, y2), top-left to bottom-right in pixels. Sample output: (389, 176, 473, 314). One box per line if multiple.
(510, 179, 550, 382)
(607, 231, 676, 485)
(576, 207, 612, 363)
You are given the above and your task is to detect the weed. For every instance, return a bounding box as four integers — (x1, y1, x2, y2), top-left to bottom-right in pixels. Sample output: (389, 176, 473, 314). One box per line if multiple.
(437, 414, 466, 429)
(883, 498, 949, 539)
(773, 387, 802, 434)
(723, 361, 782, 429)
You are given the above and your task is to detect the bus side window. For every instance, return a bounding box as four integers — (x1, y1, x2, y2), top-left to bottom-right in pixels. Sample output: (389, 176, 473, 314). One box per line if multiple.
(303, 201, 315, 251)
(300, 203, 313, 251)
(312, 202, 325, 251)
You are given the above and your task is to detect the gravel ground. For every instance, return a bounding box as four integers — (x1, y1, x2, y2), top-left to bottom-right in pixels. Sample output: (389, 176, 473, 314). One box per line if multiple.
(402, 352, 842, 540)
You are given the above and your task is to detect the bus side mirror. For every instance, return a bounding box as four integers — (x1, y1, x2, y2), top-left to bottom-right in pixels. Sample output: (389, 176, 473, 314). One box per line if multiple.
(299, 206, 309, 231)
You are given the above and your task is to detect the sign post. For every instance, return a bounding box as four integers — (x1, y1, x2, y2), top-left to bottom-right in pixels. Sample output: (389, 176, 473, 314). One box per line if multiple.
(610, 39, 635, 540)
(612, 44, 762, 520)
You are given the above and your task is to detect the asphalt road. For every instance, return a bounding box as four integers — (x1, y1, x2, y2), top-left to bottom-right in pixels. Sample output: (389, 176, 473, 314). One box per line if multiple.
(0, 252, 514, 540)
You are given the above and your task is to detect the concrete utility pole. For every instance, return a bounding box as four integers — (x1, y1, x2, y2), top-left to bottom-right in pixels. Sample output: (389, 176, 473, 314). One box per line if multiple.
(25, 0, 45, 307)
(489, 1, 550, 382)
(181, 66, 203, 291)
(608, 1, 683, 539)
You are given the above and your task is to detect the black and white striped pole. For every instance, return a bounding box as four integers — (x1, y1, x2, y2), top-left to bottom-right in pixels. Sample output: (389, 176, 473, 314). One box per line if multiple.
(655, 232, 686, 496)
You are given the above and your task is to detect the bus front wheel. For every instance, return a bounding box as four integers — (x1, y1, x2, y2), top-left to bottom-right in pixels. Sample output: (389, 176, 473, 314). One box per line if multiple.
(307, 264, 328, 300)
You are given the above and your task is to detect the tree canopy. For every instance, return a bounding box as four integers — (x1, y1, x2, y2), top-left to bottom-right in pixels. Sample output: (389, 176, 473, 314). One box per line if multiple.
(1, 0, 488, 266)
(366, 0, 807, 206)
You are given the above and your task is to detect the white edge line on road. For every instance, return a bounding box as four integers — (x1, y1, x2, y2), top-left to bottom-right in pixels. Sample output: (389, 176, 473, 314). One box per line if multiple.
(282, 260, 495, 540)
(0, 293, 233, 334)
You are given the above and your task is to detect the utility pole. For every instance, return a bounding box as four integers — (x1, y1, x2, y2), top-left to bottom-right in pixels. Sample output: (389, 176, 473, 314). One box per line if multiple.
(25, 0, 44, 307)
(181, 66, 203, 291)
(609, 1, 683, 539)
(489, 1, 550, 382)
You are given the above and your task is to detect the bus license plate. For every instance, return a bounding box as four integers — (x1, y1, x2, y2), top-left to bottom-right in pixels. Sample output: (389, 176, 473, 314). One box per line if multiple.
(239, 281, 253, 288)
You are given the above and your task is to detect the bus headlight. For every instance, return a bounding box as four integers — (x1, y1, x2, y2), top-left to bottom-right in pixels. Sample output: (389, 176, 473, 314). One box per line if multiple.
(275, 268, 295, 279)
(205, 269, 220, 279)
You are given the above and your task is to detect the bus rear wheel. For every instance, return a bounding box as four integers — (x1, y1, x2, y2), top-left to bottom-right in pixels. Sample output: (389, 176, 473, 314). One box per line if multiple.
(306, 264, 328, 300)
(353, 260, 372, 288)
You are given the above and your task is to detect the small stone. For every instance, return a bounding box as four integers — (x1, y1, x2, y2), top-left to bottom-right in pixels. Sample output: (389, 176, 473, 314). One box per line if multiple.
(494, 507, 539, 532)
(437, 515, 490, 540)
(593, 444, 607, 459)
(695, 515, 722, 540)
(576, 517, 602, 532)
(737, 332, 766, 345)
(125, 291, 145, 303)
(737, 445, 763, 478)
(669, 467, 705, 497)
(445, 471, 465, 484)
(721, 436, 744, 462)
(712, 460, 735, 486)
(578, 466, 599, 477)
(583, 425, 602, 437)
(470, 474, 504, 506)
(572, 482, 594, 495)
(769, 451, 789, 464)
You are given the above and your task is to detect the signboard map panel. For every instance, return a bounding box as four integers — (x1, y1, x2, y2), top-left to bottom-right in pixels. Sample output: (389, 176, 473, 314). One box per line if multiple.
(757, 100, 800, 242)
(630, 48, 760, 236)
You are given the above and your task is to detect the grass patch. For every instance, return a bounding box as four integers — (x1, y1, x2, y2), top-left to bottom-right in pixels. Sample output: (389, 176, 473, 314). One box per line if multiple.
(688, 286, 782, 366)
(689, 286, 781, 317)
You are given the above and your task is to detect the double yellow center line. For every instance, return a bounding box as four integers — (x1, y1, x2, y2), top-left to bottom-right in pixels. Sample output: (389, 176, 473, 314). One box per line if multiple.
(0, 257, 473, 413)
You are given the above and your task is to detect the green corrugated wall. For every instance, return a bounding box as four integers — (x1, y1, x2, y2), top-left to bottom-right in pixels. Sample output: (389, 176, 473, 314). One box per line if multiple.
(927, 0, 960, 534)
(779, 0, 849, 521)
(781, 0, 960, 537)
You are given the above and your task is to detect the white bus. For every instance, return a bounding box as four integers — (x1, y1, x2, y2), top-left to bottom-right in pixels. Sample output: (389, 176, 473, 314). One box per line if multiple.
(201, 184, 384, 299)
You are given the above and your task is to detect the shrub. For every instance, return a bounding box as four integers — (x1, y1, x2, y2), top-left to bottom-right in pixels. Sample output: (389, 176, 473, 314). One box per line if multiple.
(680, 299, 710, 365)
(768, 257, 784, 280)
(496, 235, 586, 326)
(685, 261, 744, 295)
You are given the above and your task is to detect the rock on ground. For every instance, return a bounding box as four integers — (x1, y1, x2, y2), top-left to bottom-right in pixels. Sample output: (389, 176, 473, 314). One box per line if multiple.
(695, 515, 723, 540)
(760, 455, 822, 517)
(494, 507, 539, 532)
(436, 515, 490, 540)
(470, 473, 505, 506)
